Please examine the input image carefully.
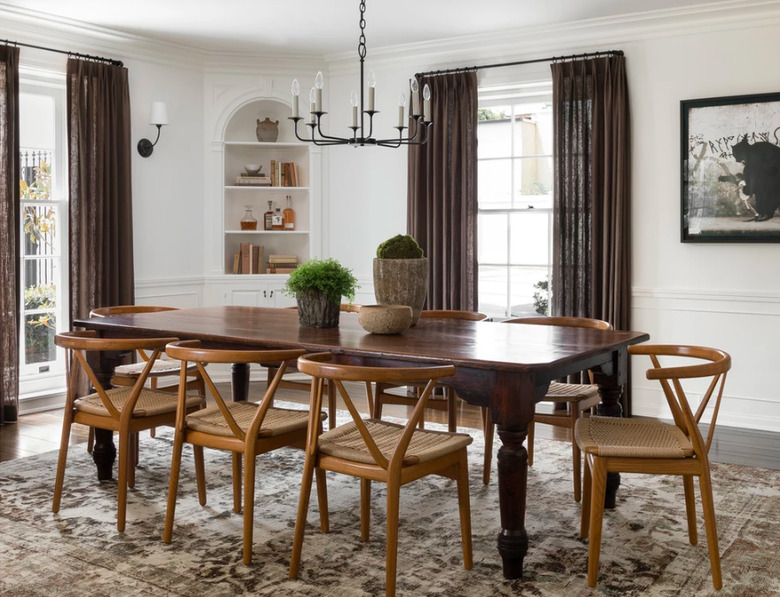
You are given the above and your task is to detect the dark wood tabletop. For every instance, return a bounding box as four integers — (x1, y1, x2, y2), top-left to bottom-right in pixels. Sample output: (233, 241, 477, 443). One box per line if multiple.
(77, 305, 649, 580)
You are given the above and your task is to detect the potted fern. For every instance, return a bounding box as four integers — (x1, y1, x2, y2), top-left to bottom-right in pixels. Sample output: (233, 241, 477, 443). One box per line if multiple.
(284, 258, 358, 328)
(373, 234, 428, 324)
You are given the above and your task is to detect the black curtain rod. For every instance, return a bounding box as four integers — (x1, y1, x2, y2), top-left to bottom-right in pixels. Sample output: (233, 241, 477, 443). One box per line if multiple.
(2, 39, 123, 67)
(415, 49, 623, 78)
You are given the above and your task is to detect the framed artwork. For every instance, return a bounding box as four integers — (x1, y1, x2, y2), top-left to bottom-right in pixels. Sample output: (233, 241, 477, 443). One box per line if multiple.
(681, 92, 780, 242)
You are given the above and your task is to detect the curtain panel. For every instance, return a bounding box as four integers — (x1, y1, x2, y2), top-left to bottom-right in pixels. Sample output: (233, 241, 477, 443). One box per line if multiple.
(407, 71, 478, 311)
(0, 46, 20, 424)
(67, 58, 134, 325)
(550, 56, 631, 411)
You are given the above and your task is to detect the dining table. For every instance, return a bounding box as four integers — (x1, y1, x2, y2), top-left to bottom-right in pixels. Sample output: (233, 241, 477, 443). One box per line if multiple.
(76, 305, 649, 580)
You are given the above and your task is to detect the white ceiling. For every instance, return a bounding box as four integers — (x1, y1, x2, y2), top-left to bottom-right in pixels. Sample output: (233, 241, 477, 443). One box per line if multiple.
(1, 0, 725, 55)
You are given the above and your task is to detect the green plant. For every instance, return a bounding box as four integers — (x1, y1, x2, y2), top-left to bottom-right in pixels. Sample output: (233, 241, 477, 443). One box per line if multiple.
(376, 234, 424, 259)
(284, 258, 358, 304)
(533, 279, 549, 315)
(21, 161, 56, 248)
(24, 284, 57, 363)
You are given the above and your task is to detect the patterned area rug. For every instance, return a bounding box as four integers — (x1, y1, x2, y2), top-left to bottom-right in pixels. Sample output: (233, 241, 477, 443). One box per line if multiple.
(1, 409, 779, 597)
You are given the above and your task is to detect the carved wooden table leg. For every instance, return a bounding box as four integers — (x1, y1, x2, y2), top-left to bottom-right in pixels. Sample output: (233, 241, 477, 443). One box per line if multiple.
(496, 426, 529, 578)
(231, 362, 250, 402)
(92, 428, 116, 481)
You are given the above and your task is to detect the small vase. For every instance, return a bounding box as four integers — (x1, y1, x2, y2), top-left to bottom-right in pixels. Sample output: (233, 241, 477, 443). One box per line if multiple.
(373, 258, 428, 325)
(256, 117, 279, 142)
(296, 289, 340, 328)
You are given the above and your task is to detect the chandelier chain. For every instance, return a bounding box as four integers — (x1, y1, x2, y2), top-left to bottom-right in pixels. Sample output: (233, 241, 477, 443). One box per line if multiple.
(358, 1, 367, 60)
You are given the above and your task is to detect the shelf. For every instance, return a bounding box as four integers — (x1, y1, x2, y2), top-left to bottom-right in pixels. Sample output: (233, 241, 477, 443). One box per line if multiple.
(225, 230, 309, 235)
(225, 186, 310, 191)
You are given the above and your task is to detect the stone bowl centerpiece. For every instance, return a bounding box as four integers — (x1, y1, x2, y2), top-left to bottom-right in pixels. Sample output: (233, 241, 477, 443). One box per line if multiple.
(283, 258, 358, 328)
(373, 234, 428, 325)
(358, 304, 412, 334)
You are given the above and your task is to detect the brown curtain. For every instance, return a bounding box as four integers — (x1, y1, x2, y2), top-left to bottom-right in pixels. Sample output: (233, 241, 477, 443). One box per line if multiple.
(551, 55, 631, 412)
(408, 71, 478, 310)
(67, 58, 134, 324)
(0, 46, 20, 424)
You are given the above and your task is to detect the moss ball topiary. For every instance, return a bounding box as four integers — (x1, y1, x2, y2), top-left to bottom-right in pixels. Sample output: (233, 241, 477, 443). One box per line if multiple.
(376, 234, 424, 259)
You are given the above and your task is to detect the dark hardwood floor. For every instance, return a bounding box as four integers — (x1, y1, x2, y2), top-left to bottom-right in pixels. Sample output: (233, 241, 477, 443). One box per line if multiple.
(0, 381, 567, 463)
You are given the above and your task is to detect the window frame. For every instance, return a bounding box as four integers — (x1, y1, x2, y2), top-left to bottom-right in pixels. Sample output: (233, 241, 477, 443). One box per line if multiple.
(18, 72, 70, 398)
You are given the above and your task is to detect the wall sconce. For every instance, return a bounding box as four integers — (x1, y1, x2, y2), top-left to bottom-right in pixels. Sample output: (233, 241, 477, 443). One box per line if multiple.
(137, 101, 168, 158)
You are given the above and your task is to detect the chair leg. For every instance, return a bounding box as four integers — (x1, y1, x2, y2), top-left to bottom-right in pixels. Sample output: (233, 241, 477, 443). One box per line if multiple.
(149, 428, 156, 438)
(571, 407, 581, 502)
(242, 449, 256, 565)
(127, 432, 137, 489)
(456, 451, 473, 570)
(231, 452, 242, 512)
(193, 445, 206, 506)
(586, 456, 608, 588)
(373, 383, 384, 419)
(682, 474, 698, 545)
(580, 454, 592, 539)
(699, 470, 723, 590)
(117, 432, 130, 532)
(163, 428, 186, 543)
(385, 479, 402, 597)
(360, 478, 371, 542)
(53, 410, 75, 514)
(289, 452, 316, 579)
(315, 467, 329, 533)
(446, 388, 457, 432)
(327, 380, 337, 430)
(527, 420, 535, 468)
(87, 425, 94, 454)
(481, 407, 493, 486)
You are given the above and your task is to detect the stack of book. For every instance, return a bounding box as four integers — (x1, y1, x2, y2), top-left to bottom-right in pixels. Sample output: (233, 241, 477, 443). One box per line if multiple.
(233, 243, 264, 274)
(269, 160, 299, 187)
(235, 173, 271, 186)
(266, 254, 299, 274)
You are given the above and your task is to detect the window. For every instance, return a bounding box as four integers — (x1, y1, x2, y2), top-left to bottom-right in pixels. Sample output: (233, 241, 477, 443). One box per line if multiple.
(19, 76, 69, 398)
(477, 83, 553, 319)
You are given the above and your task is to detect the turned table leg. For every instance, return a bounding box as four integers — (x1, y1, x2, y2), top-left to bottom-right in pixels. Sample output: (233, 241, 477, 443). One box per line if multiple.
(496, 426, 530, 578)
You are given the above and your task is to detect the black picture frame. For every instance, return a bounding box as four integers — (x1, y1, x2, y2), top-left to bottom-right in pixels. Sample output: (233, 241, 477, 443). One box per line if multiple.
(680, 91, 780, 242)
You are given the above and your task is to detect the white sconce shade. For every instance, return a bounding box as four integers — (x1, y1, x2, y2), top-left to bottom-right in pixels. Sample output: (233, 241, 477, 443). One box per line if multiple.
(149, 101, 168, 126)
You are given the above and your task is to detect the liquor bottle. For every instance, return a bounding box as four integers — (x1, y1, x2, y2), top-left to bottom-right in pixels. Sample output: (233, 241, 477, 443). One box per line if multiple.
(283, 195, 296, 230)
(240, 205, 257, 230)
(263, 200, 274, 230)
(272, 205, 284, 230)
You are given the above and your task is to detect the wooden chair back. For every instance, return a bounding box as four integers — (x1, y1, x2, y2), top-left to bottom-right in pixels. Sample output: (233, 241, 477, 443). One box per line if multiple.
(165, 340, 307, 441)
(55, 330, 178, 420)
(90, 306, 180, 365)
(420, 310, 487, 321)
(296, 352, 456, 471)
(504, 315, 612, 330)
(628, 344, 731, 458)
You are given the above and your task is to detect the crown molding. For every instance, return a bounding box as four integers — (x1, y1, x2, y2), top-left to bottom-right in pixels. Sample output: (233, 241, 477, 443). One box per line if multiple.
(324, 0, 780, 74)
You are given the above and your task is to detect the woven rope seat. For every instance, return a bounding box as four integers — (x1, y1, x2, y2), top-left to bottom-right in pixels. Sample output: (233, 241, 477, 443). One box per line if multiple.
(575, 416, 694, 459)
(114, 357, 195, 375)
(545, 381, 600, 400)
(186, 402, 320, 438)
(76, 387, 201, 417)
(319, 418, 473, 466)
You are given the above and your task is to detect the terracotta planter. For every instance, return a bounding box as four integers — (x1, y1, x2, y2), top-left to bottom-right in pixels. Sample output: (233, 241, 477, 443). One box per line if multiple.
(296, 289, 340, 328)
(373, 257, 428, 325)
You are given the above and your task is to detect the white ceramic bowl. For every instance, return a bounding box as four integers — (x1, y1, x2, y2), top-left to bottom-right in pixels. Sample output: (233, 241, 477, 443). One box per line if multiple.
(358, 304, 412, 335)
(244, 164, 262, 175)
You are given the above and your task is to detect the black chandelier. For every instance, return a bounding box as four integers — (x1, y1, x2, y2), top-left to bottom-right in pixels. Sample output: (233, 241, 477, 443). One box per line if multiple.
(289, 0, 432, 148)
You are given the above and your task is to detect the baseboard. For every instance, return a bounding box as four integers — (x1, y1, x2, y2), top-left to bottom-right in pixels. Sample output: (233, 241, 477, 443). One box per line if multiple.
(708, 425, 780, 471)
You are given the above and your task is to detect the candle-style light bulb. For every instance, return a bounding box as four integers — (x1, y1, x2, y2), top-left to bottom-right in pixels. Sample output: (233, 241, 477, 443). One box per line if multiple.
(314, 71, 324, 112)
(423, 83, 431, 122)
(350, 90, 359, 127)
(368, 71, 376, 111)
(291, 79, 300, 118)
(410, 77, 420, 116)
(398, 93, 406, 127)
(309, 87, 317, 122)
